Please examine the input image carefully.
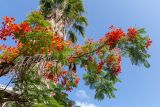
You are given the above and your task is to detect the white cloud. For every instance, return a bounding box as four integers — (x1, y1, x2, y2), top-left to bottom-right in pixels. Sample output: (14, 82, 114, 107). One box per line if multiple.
(76, 90, 89, 99)
(75, 101, 97, 107)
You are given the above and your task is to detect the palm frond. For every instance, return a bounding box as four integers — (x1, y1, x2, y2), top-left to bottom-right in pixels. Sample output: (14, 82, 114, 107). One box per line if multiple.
(75, 16, 88, 26)
(68, 30, 78, 43)
(73, 24, 86, 38)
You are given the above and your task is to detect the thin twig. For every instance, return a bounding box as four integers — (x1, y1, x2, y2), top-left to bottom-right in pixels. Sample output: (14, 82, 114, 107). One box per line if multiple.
(3, 75, 15, 91)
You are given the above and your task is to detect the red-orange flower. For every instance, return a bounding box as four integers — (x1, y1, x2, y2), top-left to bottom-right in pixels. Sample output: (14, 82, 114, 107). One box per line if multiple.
(127, 28, 138, 40)
(112, 64, 121, 76)
(52, 34, 64, 51)
(0, 17, 31, 40)
(61, 70, 67, 77)
(0, 42, 23, 62)
(19, 22, 31, 33)
(65, 40, 72, 47)
(67, 56, 75, 63)
(75, 76, 80, 85)
(107, 51, 122, 76)
(74, 45, 83, 55)
(45, 62, 53, 69)
(7, 23, 20, 33)
(2, 16, 15, 24)
(146, 38, 152, 49)
(106, 28, 125, 48)
(97, 61, 105, 72)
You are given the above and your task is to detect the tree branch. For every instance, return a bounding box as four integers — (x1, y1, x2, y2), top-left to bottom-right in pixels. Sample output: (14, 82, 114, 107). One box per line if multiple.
(0, 48, 30, 77)
(73, 40, 108, 58)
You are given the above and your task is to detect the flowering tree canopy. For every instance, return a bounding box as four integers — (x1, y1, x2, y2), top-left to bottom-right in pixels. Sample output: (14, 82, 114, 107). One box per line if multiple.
(0, 0, 152, 107)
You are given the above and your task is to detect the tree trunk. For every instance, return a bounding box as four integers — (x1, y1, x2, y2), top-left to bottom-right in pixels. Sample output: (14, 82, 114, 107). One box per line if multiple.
(48, 2, 67, 40)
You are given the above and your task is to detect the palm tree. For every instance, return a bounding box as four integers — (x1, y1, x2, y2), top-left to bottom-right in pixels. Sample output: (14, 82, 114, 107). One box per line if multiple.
(40, 0, 88, 42)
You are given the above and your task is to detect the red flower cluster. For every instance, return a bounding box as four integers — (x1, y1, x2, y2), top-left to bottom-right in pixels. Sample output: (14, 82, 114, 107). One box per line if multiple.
(97, 61, 105, 72)
(19, 22, 31, 35)
(45, 62, 53, 69)
(44, 73, 59, 84)
(106, 28, 125, 49)
(74, 76, 80, 85)
(67, 56, 75, 63)
(74, 45, 83, 55)
(43, 68, 79, 91)
(7, 23, 20, 34)
(61, 70, 67, 77)
(2, 16, 15, 24)
(0, 42, 23, 61)
(112, 64, 121, 76)
(33, 26, 45, 32)
(52, 34, 64, 51)
(0, 16, 31, 40)
(146, 38, 152, 49)
(44, 72, 54, 80)
(127, 28, 138, 40)
(0, 44, 7, 51)
(0, 17, 15, 40)
(107, 50, 122, 76)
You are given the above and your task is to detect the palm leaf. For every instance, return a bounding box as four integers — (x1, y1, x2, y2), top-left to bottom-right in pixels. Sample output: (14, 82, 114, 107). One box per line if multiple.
(75, 16, 88, 26)
(68, 30, 78, 43)
(73, 24, 86, 38)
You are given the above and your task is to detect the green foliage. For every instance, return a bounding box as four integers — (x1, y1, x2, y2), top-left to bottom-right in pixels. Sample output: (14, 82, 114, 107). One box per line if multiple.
(27, 11, 50, 27)
(34, 98, 61, 107)
(119, 29, 151, 68)
(82, 59, 119, 100)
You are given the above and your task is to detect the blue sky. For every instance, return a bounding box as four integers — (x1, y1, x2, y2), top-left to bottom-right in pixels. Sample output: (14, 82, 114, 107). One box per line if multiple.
(0, 0, 159, 107)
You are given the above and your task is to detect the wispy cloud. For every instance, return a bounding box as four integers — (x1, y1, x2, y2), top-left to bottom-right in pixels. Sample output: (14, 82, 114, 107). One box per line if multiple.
(75, 101, 97, 107)
(76, 90, 89, 99)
